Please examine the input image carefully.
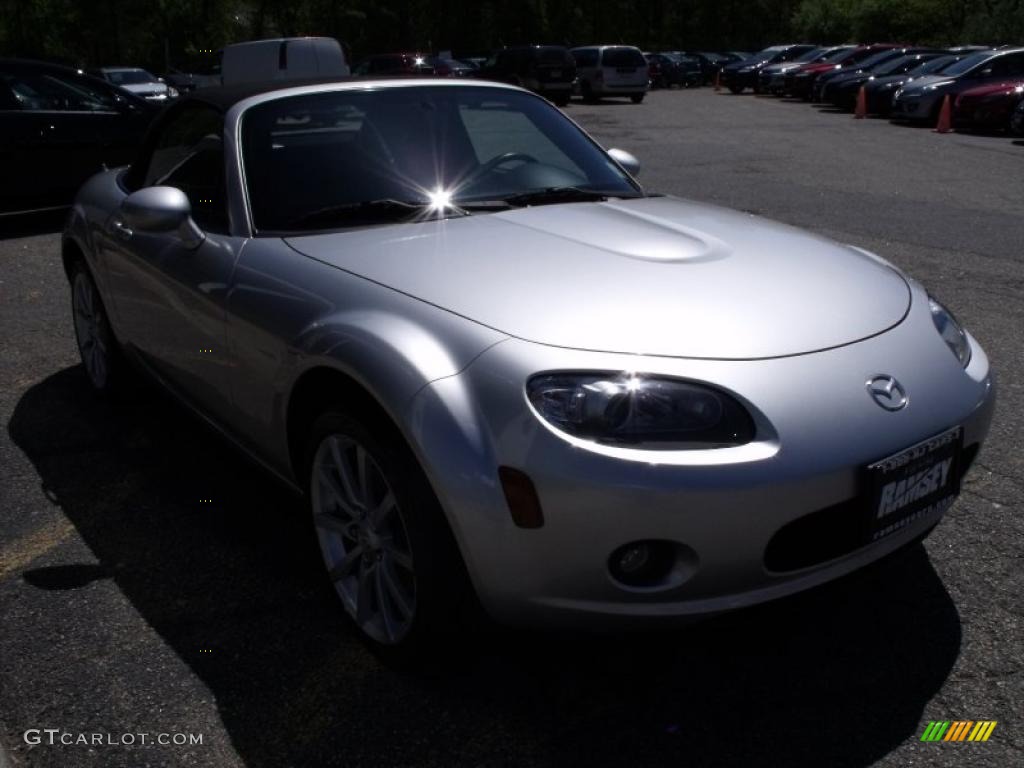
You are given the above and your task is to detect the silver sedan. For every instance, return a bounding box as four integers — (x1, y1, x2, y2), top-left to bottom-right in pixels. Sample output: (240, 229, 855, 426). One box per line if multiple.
(63, 78, 995, 658)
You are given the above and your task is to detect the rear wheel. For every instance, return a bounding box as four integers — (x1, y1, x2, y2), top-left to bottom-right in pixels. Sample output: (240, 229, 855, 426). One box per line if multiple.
(553, 93, 570, 107)
(581, 81, 597, 103)
(306, 410, 470, 662)
(728, 84, 744, 94)
(630, 93, 645, 104)
(70, 260, 123, 393)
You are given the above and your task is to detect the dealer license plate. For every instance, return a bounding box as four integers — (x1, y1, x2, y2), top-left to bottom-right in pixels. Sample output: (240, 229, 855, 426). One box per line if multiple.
(865, 426, 962, 542)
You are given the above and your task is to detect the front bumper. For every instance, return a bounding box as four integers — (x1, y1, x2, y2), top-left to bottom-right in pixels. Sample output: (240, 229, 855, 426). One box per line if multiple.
(407, 286, 995, 627)
(891, 91, 943, 121)
(952, 99, 1016, 131)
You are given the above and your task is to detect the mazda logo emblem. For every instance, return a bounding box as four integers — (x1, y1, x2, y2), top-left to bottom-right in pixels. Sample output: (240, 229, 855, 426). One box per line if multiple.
(866, 375, 908, 411)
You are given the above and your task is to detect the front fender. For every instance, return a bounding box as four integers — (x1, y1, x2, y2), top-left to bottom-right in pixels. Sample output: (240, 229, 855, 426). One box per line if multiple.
(225, 236, 508, 477)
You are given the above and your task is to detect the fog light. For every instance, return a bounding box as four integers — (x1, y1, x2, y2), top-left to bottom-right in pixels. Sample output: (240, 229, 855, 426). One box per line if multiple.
(617, 543, 651, 574)
(609, 540, 676, 587)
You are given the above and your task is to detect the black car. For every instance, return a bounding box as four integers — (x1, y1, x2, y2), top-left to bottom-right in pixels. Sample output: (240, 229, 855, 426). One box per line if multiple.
(826, 52, 949, 110)
(862, 55, 962, 115)
(475, 46, 576, 105)
(720, 44, 818, 94)
(0, 58, 158, 216)
(687, 52, 735, 84)
(813, 47, 941, 103)
(1011, 96, 1024, 135)
(646, 52, 702, 88)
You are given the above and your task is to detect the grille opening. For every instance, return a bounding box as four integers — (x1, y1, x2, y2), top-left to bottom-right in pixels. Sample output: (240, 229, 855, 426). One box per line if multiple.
(764, 443, 980, 573)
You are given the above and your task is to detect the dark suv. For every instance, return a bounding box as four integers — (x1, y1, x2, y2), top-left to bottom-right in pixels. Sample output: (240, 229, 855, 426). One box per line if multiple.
(476, 46, 576, 105)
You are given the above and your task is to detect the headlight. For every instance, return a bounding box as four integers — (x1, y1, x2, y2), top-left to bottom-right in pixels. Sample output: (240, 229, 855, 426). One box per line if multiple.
(739, 67, 754, 73)
(924, 81, 953, 91)
(527, 373, 755, 449)
(928, 296, 971, 367)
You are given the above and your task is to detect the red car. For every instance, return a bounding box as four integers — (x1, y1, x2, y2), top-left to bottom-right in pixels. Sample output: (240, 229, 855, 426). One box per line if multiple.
(953, 79, 1024, 131)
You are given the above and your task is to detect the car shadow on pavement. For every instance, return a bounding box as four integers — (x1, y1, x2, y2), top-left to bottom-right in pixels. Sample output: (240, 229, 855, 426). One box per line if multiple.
(9, 365, 963, 768)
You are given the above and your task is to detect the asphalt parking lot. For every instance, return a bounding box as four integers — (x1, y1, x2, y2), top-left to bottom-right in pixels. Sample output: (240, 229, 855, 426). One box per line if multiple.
(1, 87, 1021, 768)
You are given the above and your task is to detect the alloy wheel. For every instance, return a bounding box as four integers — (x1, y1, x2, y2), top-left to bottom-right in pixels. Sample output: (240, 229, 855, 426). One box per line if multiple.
(311, 434, 417, 645)
(72, 271, 109, 389)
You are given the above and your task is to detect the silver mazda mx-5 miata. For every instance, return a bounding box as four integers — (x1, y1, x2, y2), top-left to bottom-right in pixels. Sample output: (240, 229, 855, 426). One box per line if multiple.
(63, 78, 994, 655)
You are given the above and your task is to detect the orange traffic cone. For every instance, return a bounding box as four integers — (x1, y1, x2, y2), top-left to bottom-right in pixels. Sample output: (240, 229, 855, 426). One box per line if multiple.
(854, 85, 867, 118)
(934, 94, 953, 133)
(714, 69, 720, 92)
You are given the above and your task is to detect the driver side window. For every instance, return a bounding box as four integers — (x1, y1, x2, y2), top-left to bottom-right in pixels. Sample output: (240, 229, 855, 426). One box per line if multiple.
(143, 104, 229, 233)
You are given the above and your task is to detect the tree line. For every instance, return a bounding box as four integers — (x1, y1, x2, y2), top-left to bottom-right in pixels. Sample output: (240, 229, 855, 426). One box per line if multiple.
(1, 0, 1022, 72)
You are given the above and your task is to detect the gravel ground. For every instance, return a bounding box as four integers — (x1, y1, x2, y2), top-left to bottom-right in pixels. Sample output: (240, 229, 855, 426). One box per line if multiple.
(0, 86, 1021, 768)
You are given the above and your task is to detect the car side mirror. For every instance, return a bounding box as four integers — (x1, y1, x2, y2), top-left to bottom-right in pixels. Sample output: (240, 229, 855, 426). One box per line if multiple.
(121, 186, 205, 249)
(607, 147, 641, 177)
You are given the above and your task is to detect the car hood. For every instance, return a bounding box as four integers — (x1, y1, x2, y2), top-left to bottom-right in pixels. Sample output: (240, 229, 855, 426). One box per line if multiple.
(798, 62, 839, 74)
(121, 83, 166, 95)
(285, 196, 910, 360)
(960, 80, 1024, 98)
(900, 75, 955, 93)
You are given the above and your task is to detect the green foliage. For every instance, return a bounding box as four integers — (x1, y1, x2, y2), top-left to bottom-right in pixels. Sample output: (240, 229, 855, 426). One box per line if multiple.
(0, 0, 1021, 71)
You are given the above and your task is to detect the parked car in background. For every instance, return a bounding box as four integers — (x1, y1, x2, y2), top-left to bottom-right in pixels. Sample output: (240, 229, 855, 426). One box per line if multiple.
(0, 58, 157, 216)
(810, 46, 915, 102)
(94, 67, 178, 101)
(163, 65, 222, 92)
(785, 45, 898, 99)
(953, 79, 1024, 131)
(687, 52, 734, 84)
(862, 54, 964, 115)
(758, 46, 851, 94)
(820, 50, 948, 109)
(645, 52, 702, 88)
(220, 37, 349, 85)
(433, 58, 477, 78)
(720, 44, 818, 94)
(826, 52, 949, 111)
(353, 52, 436, 76)
(1011, 96, 1024, 134)
(571, 45, 649, 103)
(475, 46, 576, 105)
(892, 47, 1024, 124)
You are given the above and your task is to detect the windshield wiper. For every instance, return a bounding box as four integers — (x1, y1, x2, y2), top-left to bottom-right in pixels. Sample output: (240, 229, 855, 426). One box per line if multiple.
(496, 187, 635, 208)
(286, 198, 465, 229)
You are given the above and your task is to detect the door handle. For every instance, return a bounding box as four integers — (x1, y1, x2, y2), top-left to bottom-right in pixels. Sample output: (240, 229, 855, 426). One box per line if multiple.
(110, 218, 133, 241)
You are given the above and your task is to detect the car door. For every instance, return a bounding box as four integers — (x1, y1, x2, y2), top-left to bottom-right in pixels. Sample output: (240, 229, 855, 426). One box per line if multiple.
(102, 102, 241, 420)
(0, 67, 127, 213)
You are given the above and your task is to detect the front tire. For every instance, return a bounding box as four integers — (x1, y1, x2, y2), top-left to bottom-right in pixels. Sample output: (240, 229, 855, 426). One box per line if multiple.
(70, 260, 122, 393)
(630, 93, 645, 104)
(306, 410, 470, 662)
(728, 84, 744, 94)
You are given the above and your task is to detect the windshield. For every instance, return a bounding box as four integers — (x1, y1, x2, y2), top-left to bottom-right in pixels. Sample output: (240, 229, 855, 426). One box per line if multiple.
(601, 47, 646, 67)
(794, 47, 826, 63)
(941, 51, 993, 77)
(536, 47, 572, 66)
(917, 56, 957, 74)
(242, 86, 641, 232)
(874, 55, 918, 76)
(106, 69, 157, 85)
(856, 50, 902, 70)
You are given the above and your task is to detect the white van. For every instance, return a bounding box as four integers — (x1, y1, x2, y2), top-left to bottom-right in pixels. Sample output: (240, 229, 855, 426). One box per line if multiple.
(571, 45, 649, 103)
(220, 37, 349, 86)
